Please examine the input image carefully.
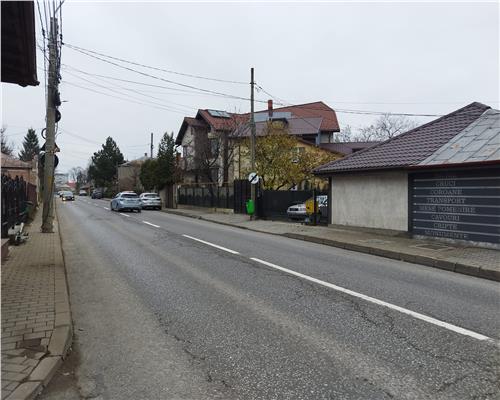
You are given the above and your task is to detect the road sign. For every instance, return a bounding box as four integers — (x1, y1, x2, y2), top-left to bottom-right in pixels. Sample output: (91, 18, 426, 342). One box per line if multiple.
(248, 172, 260, 185)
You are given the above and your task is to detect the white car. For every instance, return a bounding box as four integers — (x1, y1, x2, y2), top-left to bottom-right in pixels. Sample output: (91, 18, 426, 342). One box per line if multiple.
(286, 195, 328, 220)
(139, 193, 162, 210)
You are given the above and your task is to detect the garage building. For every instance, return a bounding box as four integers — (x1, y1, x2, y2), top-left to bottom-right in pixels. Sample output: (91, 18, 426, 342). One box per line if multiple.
(315, 102, 500, 247)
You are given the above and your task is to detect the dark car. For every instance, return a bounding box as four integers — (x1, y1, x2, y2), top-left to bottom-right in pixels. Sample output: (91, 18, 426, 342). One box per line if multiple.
(91, 189, 103, 199)
(61, 191, 74, 201)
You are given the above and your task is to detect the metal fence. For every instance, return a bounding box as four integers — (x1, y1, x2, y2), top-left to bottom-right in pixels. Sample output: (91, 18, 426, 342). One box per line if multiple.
(257, 189, 328, 222)
(1, 174, 36, 237)
(177, 180, 328, 223)
(177, 184, 234, 209)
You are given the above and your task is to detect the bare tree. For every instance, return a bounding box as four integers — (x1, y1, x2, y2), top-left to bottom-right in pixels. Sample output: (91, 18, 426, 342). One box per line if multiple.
(355, 114, 418, 141)
(334, 125, 353, 142)
(69, 166, 88, 191)
(1, 127, 14, 156)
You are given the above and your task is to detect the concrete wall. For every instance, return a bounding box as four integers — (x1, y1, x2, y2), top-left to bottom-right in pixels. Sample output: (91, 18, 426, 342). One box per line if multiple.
(330, 171, 408, 231)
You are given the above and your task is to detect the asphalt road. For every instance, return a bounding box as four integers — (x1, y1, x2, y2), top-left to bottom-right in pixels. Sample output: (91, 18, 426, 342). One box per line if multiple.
(42, 197, 500, 400)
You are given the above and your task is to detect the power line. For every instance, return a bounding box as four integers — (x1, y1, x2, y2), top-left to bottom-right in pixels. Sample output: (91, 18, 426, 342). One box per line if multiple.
(61, 66, 196, 112)
(61, 64, 245, 98)
(63, 44, 260, 103)
(255, 84, 443, 117)
(61, 80, 188, 115)
(63, 42, 248, 85)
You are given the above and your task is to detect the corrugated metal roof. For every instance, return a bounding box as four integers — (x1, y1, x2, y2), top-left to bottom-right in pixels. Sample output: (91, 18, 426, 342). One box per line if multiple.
(419, 109, 500, 165)
(314, 102, 491, 174)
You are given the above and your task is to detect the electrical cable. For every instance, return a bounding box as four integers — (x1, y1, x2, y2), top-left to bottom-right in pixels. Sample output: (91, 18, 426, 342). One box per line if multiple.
(63, 44, 261, 103)
(61, 66, 196, 112)
(61, 81, 188, 115)
(63, 42, 247, 85)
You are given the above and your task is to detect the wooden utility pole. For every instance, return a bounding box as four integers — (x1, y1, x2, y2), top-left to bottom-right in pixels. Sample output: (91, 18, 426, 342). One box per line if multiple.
(250, 67, 256, 219)
(41, 17, 58, 233)
(150, 132, 154, 158)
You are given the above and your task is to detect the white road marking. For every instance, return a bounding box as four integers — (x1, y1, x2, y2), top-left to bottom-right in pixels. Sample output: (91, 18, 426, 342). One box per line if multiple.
(103, 207, 109, 210)
(182, 234, 240, 255)
(250, 257, 494, 343)
(142, 221, 160, 228)
(119, 213, 130, 218)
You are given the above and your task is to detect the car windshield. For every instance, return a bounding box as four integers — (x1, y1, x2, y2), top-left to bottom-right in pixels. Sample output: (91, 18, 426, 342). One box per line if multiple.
(143, 194, 159, 198)
(63, 191, 72, 195)
(122, 194, 138, 198)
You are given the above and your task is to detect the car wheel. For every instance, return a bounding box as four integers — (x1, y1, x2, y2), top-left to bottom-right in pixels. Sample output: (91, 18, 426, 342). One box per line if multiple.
(138, 209, 141, 213)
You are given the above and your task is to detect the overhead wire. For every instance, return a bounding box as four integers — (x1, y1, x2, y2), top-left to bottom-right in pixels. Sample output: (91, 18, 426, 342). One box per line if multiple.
(63, 42, 248, 85)
(61, 81, 189, 115)
(63, 44, 264, 103)
(61, 66, 196, 112)
(61, 64, 248, 98)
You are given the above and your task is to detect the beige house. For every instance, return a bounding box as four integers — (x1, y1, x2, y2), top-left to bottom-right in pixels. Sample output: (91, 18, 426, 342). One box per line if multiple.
(117, 154, 150, 192)
(175, 100, 342, 186)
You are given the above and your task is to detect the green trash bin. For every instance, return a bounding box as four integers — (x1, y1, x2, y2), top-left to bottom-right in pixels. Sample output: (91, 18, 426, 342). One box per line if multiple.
(246, 199, 255, 215)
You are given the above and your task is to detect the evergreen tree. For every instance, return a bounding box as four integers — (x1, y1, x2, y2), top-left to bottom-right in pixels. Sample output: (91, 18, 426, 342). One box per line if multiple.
(140, 159, 159, 191)
(19, 128, 40, 161)
(87, 137, 124, 187)
(155, 132, 177, 189)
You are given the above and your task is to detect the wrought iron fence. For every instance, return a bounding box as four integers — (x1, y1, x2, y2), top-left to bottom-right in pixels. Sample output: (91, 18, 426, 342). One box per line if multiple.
(1, 174, 35, 237)
(177, 184, 234, 209)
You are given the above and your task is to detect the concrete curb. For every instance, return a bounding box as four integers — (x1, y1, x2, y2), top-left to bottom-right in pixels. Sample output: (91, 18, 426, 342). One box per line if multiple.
(162, 209, 500, 283)
(7, 204, 73, 400)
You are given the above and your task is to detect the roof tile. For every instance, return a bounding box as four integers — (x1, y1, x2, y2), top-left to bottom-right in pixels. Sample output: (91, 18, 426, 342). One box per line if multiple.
(315, 102, 491, 174)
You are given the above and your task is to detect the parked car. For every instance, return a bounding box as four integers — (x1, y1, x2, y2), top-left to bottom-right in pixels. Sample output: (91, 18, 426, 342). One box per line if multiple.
(79, 189, 88, 196)
(286, 195, 328, 220)
(110, 192, 142, 212)
(61, 191, 74, 201)
(91, 189, 103, 199)
(139, 193, 162, 210)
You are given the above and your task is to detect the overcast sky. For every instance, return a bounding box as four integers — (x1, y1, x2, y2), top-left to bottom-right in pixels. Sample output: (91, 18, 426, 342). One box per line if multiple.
(2, 1, 499, 174)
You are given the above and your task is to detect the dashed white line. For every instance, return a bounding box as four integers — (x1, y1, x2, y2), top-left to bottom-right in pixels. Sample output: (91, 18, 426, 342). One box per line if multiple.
(250, 257, 494, 343)
(103, 207, 109, 210)
(182, 234, 240, 255)
(119, 213, 130, 218)
(142, 221, 160, 228)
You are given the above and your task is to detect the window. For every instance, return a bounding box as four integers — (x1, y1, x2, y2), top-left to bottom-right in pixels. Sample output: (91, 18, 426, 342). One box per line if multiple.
(209, 138, 219, 157)
(210, 168, 219, 183)
(182, 145, 188, 158)
(292, 147, 305, 163)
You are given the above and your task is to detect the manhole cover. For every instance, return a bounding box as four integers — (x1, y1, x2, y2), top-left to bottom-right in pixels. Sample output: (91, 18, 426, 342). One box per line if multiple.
(412, 243, 454, 251)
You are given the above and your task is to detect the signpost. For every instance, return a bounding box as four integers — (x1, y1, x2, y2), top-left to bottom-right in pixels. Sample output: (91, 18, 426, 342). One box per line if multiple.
(248, 172, 260, 185)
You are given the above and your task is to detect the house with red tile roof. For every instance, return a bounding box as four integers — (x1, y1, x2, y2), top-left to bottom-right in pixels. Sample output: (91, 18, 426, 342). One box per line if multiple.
(176, 100, 343, 185)
(315, 102, 500, 247)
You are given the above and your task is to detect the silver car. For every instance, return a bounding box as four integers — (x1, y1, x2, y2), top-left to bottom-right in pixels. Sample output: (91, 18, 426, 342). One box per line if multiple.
(140, 193, 162, 210)
(286, 195, 328, 220)
(110, 192, 142, 212)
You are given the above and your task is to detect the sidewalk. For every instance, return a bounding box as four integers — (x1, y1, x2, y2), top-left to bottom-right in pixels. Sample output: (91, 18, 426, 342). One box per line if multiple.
(164, 206, 500, 282)
(1, 204, 72, 400)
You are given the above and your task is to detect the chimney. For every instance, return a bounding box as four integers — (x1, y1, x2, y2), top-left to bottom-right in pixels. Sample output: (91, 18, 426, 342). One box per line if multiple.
(268, 99, 273, 119)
